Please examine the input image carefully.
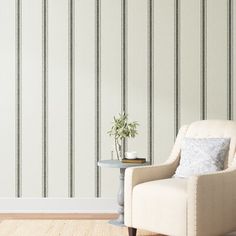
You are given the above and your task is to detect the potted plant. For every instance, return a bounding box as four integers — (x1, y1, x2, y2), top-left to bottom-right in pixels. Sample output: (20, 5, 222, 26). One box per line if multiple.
(108, 112, 139, 160)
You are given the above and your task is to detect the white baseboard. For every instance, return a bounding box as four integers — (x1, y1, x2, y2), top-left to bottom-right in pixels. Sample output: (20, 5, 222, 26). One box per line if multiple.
(0, 198, 117, 213)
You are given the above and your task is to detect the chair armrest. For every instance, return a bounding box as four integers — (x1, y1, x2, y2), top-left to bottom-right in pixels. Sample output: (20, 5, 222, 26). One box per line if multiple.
(188, 168, 236, 236)
(125, 161, 178, 190)
(124, 124, 188, 227)
(124, 160, 178, 226)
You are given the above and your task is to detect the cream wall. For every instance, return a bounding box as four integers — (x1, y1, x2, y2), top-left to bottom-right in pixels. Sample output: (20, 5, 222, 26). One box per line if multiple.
(0, 0, 235, 201)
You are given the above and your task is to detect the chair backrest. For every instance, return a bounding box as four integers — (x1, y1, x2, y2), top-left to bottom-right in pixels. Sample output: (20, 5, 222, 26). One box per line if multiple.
(179, 120, 236, 168)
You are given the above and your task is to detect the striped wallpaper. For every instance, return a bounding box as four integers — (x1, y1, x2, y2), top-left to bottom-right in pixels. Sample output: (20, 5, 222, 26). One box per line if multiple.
(0, 0, 234, 198)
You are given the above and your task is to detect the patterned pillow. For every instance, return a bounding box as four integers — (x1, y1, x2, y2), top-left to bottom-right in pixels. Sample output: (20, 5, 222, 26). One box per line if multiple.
(174, 138, 231, 178)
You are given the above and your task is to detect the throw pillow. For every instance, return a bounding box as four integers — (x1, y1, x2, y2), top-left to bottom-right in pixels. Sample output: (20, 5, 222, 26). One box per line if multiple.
(174, 137, 230, 178)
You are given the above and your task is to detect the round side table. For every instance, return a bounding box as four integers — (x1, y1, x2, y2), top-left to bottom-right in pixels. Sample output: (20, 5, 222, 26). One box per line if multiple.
(97, 160, 150, 227)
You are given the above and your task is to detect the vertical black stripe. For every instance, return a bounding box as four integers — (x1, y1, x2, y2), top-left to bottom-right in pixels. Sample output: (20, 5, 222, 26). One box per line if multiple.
(227, 0, 233, 120)
(174, 0, 180, 137)
(200, 0, 207, 120)
(69, 0, 75, 198)
(16, 0, 22, 198)
(42, 0, 48, 198)
(147, 0, 154, 164)
(95, 0, 101, 198)
(121, 0, 127, 158)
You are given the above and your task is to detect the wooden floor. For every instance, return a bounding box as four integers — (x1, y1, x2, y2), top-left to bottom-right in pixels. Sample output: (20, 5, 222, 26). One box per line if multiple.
(0, 218, 235, 235)
(0, 220, 160, 236)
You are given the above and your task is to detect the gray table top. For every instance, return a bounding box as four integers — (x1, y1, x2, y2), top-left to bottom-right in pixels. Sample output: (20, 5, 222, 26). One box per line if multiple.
(97, 159, 150, 169)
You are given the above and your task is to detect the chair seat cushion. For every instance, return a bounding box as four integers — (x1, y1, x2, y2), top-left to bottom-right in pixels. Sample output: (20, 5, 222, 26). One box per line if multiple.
(132, 178, 187, 236)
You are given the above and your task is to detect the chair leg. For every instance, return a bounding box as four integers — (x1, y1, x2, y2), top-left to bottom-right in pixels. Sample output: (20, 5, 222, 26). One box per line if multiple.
(128, 227, 137, 236)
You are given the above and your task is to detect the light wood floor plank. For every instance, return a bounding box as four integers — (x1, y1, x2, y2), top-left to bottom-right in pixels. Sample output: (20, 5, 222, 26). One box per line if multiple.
(0, 220, 160, 236)
(0, 219, 235, 235)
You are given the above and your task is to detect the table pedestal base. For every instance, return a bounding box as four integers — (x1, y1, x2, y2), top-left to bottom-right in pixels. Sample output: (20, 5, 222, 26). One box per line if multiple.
(110, 168, 125, 227)
(108, 219, 125, 227)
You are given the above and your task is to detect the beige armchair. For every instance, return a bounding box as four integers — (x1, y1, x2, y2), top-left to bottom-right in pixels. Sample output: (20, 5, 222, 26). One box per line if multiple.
(124, 120, 236, 236)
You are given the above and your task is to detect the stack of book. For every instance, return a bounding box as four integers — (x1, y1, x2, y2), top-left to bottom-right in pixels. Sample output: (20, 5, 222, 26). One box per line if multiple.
(122, 158, 146, 164)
